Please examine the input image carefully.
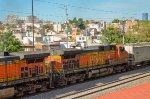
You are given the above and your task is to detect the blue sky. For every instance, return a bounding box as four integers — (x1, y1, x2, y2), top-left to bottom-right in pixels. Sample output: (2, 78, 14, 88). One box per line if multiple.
(0, 0, 150, 22)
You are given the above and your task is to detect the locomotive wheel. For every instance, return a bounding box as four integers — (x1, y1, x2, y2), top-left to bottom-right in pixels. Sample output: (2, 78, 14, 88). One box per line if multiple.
(40, 86, 47, 92)
(16, 90, 24, 97)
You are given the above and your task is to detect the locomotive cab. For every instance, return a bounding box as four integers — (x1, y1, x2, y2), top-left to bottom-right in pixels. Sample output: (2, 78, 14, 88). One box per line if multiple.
(116, 45, 128, 64)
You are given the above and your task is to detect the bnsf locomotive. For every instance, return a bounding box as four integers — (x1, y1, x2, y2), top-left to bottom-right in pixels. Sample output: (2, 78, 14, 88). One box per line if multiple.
(0, 43, 150, 98)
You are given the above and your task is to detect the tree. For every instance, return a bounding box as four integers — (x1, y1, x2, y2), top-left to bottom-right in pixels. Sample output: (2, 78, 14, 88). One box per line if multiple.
(102, 27, 144, 44)
(42, 24, 53, 32)
(102, 27, 123, 44)
(131, 20, 150, 42)
(69, 17, 78, 27)
(112, 19, 120, 23)
(69, 17, 86, 30)
(0, 21, 4, 30)
(0, 32, 23, 52)
(125, 34, 138, 43)
(105, 20, 150, 44)
(78, 18, 86, 30)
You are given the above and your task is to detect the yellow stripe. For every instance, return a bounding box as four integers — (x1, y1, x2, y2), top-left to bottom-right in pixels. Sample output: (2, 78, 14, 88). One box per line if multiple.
(0, 77, 20, 82)
(0, 79, 6, 82)
(49, 56, 61, 59)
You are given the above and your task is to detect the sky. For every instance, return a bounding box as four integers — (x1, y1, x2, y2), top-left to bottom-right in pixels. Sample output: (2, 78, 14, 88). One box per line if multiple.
(0, 0, 150, 22)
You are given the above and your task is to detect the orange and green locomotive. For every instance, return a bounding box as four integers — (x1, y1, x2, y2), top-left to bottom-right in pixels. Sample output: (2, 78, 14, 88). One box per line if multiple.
(45, 45, 128, 86)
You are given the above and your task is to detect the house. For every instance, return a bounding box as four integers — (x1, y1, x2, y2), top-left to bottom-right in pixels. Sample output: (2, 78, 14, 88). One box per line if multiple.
(76, 34, 90, 48)
(22, 32, 42, 45)
(87, 21, 106, 32)
(13, 32, 24, 42)
(22, 37, 32, 45)
(109, 23, 120, 29)
(109, 20, 138, 33)
(46, 33, 66, 43)
(125, 21, 138, 33)
(21, 45, 34, 52)
(76, 35, 86, 43)
(88, 28, 98, 36)
(53, 23, 64, 33)
(71, 28, 78, 41)
(34, 43, 50, 51)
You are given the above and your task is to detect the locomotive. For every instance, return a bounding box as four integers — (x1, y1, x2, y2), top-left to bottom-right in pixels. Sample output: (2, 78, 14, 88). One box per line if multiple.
(0, 43, 150, 98)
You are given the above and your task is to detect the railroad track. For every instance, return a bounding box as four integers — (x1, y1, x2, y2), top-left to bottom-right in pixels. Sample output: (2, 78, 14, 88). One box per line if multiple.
(22, 65, 150, 99)
(56, 72, 150, 99)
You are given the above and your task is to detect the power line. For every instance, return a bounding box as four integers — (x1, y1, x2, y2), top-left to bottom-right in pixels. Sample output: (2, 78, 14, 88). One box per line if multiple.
(0, 1, 140, 22)
(35, 0, 64, 6)
(0, 0, 143, 23)
(0, 9, 64, 18)
(35, 0, 139, 15)
(0, 9, 139, 23)
(0, 9, 31, 15)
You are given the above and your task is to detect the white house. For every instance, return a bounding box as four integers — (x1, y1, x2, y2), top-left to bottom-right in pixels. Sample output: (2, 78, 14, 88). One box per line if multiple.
(89, 28, 97, 36)
(46, 34, 66, 43)
(87, 21, 106, 32)
(76, 35, 91, 48)
(13, 33, 24, 42)
(76, 35, 86, 43)
(53, 23, 64, 33)
(22, 37, 32, 45)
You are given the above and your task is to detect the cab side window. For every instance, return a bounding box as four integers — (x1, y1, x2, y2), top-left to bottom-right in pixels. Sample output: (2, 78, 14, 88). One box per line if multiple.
(120, 47, 125, 52)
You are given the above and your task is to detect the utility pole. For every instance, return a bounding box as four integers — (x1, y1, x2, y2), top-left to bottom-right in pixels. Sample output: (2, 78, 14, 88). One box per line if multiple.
(85, 26, 88, 48)
(122, 17, 125, 44)
(104, 21, 106, 45)
(65, 5, 69, 48)
(137, 19, 140, 43)
(32, 0, 35, 51)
